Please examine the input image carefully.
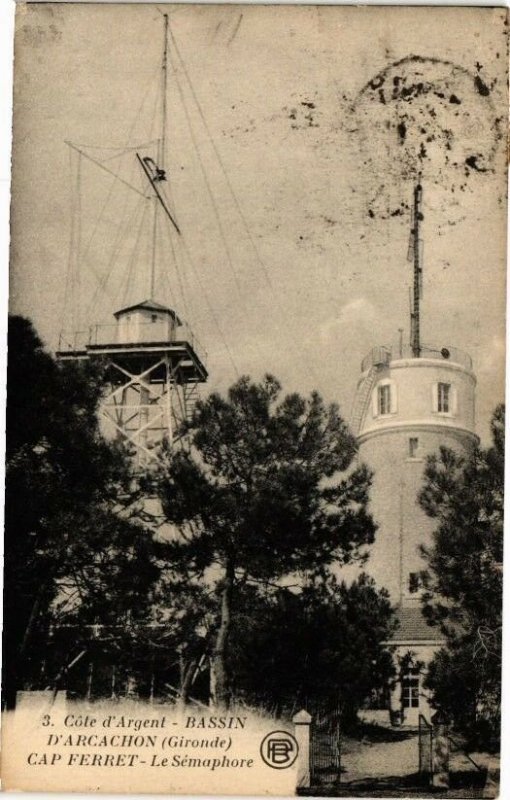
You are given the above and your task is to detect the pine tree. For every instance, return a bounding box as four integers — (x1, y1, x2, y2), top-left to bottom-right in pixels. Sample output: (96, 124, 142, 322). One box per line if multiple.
(418, 405, 504, 747)
(156, 375, 376, 708)
(3, 316, 164, 706)
(229, 574, 395, 724)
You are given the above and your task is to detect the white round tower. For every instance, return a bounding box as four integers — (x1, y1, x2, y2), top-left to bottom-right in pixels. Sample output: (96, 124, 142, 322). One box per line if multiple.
(354, 343, 477, 606)
(350, 184, 480, 725)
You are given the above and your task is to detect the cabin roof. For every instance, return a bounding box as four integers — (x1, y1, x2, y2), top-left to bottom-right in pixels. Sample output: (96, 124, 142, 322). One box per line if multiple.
(114, 299, 181, 324)
(390, 607, 444, 642)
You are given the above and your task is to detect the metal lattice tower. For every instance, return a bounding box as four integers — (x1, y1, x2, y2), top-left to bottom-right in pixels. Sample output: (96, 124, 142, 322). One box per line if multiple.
(57, 15, 209, 469)
(57, 300, 207, 469)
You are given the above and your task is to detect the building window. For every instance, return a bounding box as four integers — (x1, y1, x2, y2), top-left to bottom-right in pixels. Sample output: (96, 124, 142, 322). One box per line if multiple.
(373, 380, 397, 418)
(402, 670, 420, 708)
(437, 382, 450, 413)
(409, 437, 419, 458)
(151, 314, 158, 323)
(378, 384, 391, 415)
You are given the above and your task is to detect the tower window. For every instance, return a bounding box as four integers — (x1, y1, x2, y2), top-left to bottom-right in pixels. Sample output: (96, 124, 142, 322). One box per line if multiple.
(409, 437, 419, 458)
(378, 384, 391, 415)
(151, 314, 158, 323)
(402, 670, 420, 708)
(373, 380, 397, 417)
(437, 382, 450, 413)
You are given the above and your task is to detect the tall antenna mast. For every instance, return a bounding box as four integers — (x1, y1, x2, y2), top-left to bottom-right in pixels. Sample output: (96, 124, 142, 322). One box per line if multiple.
(409, 182, 423, 357)
(150, 13, 170, 299)
(161, 13, 169, 166)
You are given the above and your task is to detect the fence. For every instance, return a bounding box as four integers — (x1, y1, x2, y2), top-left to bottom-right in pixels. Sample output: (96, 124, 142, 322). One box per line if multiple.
(418, 713, 433, 783)
(58, 320, 207, 367)
(309, 710, 342, 786)
(361, 343, 473, 372)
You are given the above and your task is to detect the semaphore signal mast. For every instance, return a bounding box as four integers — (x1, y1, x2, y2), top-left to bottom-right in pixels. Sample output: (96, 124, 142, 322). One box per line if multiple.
(57, 13, 208, 470)
(408, 182, 423, 358)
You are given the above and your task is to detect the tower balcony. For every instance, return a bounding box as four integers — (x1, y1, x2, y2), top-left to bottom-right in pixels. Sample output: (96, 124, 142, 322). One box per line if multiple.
(361, 343, 473, 374)
(57, 319, 207, 379)
(59, 319, 205, 363)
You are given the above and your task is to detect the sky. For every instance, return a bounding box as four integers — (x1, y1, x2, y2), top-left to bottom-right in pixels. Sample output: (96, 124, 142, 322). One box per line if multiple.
(9, 3, 508, 443)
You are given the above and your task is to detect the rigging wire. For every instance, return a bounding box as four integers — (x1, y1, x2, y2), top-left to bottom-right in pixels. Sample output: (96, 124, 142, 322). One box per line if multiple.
(159, 199, 189, 319)
(169, 29, 275, 294)
(86, 157, 146, 322)
(177, 233, 240, 379)
(75, 152, 83, 333)
(153, 38, 191, 320)
(154, 34, 239, 376)
(152, 14, 180, 236)
(65, 141, 146, 199)
(169, 27, 321, 385)
(121, 198, 151, 309)
(98, 194, 148, 315)
(61, 15, 249, 383)
(84, 143, 150, 322)
(60, 57, 163, 336)
(148, 69, 162, 148)
(61, 147, 78, 341)
(125, 59, 163, 143)
(101, 143, 160, 163)
(143, 53, 168, 299)
(71, 140, 160, 155)
(75, 160, 130, 290)
(86, 194, 148, 321)
(151, 196, 158, 298)
(168, 46, 243, 297)
(80, 42, 163, 322)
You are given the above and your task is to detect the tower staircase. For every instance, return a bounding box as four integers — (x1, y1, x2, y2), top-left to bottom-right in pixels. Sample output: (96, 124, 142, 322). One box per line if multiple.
(350, 366, 378, 436)
(183, 383, 201, 422)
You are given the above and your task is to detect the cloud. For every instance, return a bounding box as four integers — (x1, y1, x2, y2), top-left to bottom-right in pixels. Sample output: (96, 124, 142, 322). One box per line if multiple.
(320, 298, 380, 345)
(476, 334, 505, 380)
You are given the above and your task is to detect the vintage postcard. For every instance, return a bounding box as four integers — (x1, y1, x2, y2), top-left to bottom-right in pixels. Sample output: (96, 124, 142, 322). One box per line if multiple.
(2, 3, 507, 797)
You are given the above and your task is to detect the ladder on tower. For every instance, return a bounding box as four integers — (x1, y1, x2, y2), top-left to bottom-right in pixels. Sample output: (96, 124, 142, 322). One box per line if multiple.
(184, 384, 201, 422)
(350, 366, 378, 436)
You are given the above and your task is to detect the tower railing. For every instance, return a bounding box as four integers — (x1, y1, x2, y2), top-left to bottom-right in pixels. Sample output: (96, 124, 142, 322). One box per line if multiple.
(57, 321, 207, 366)
(361, 344, 472, 373)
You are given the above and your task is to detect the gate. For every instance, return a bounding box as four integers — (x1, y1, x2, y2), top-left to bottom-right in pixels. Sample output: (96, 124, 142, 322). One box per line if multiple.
(418, 713, 433, 783)
(310, 710, 342, 786)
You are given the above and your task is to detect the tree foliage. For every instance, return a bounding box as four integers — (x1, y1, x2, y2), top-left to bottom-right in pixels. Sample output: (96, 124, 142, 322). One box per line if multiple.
(156, 374, 377, 707)
(3, 316, 163, 706)
(418, 405, 504, 748)
(229, 574, 395, 726)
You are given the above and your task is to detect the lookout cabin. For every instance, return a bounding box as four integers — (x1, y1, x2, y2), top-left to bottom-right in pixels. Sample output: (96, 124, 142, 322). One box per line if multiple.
(114, 300, 182, 345)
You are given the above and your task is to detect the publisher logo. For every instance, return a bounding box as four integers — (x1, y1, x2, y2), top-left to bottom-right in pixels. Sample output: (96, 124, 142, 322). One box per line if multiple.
(260, 731, 299, 769)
